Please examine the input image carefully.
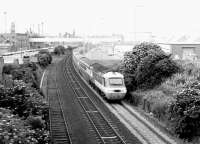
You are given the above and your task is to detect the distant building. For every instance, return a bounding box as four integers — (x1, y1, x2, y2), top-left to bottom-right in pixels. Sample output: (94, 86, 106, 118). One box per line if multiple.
(158, 43, 200, 61)
(157, 35, 200, 61)
(0, 33, 29, 52)
(29, 35, 48, 49)
(0, 43, 11, 54)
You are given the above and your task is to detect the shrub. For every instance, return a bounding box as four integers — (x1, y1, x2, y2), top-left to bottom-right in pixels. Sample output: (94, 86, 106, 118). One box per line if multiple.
(168, 87, 200, 140)
(11, 62, 38, 88)
(0, 70, 49, 143)
(0, 107, 50, 144)
(130, 89, 174, 121)
(2, 64, 18, 75)
(37, 53, 51, 68)
(37, 49, 52, 65)
(54, 45, 65, 55)
(0, 80, 48, 119)
(122, 42, 180, 90)
(27, 116, 45, 129)
(122, 42, 162, 73)
(129, 90, 144, 106)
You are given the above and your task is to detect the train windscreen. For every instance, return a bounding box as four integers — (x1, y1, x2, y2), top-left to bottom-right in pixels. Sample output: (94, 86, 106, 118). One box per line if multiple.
(109, 78, 123, 86)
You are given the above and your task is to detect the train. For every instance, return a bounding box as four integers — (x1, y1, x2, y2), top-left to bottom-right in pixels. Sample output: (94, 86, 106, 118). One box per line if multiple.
(73, 55, 127, 100)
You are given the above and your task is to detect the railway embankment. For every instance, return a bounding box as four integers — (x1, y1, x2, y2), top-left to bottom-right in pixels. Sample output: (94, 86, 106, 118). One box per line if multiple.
(75, 42, 200, 143)
(72, 52, 179, 144)
(0, 59, 50, 143)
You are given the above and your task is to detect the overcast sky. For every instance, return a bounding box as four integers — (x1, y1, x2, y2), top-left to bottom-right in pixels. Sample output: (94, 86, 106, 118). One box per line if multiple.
(0, 0, 200, 37)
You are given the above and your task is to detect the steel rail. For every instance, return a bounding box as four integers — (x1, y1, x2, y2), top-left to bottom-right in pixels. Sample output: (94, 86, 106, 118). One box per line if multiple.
(63, 53, 127, 144)
(48, 61, 72, 144)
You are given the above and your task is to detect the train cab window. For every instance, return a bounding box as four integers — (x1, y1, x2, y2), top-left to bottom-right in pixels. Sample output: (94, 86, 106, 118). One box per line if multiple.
(109, 78, 123, 86)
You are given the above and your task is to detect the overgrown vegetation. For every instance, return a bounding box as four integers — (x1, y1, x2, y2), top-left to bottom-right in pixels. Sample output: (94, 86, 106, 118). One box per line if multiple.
(2, 62, 39, 88)
(168, 84, 200, 140)
(1, 59, 50, 143)
(121, 42, 180, 90)
(54, 45, 66, 55)
(37, 49, 52, 68)
(121, 42, 200, 141)
(0, 80, 49, 143)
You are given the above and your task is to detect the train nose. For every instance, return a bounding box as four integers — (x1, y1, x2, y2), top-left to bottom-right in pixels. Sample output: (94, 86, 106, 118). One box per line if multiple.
(106, 92, 126, 100)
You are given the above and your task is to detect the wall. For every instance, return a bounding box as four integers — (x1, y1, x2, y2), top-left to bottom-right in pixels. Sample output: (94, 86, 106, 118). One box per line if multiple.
(171, 44, 200, 60)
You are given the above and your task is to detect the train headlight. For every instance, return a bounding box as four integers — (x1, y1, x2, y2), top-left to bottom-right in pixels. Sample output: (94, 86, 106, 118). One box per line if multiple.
(121, 89, 127, 93)
(106, 89, 113, 93)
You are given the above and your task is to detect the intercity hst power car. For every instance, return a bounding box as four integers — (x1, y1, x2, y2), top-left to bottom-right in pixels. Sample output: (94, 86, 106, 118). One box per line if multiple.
(73, 56, 127, 100)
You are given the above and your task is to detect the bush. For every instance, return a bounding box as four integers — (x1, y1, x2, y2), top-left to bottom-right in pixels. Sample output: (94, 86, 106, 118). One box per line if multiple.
(54, 45, 65, 55)
(130, 89, 174, 121)
(27, 116, 45, 129)
(37, 53, 52, 68)
(0, 65, 50, 143)
(2, 64, 18, 75)
(0, 108, 49, 144)
(122, 42, 180, 90)
(0, 80, 48, 119)
(159, 62, 200, 97)
(122, 42, 162, 73)
(136, 51, 180, 89)
(11, 62, 38, 88)
(37, 49, 52, 66)
(168, 86, 200, 140)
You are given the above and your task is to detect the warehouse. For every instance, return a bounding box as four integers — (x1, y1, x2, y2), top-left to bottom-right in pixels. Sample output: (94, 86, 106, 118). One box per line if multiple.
(158, 36, 200, 61)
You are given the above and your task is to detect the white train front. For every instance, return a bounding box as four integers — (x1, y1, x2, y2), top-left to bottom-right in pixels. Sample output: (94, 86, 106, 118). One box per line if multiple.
(73, 56, 127, 100)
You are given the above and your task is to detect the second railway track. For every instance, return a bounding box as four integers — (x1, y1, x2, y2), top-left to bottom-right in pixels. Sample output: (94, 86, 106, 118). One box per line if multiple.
(48, 61, 72, 144)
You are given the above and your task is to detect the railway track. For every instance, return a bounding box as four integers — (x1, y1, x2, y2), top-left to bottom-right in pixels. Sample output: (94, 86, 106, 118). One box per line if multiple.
(48, 62, 72, 144)
(62, 53, 128, 144)
(48, 49, 176, 144)
(70, 51, 177, 144)
(110, 103, 177, 144)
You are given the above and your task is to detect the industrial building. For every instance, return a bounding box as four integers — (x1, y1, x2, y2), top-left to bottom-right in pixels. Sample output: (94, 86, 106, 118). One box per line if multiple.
(157, 35, 200, 61)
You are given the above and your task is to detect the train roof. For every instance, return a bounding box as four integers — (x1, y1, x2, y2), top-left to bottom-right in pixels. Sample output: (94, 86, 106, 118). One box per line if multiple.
(91, 62, 109, 73)
(79, 57, 94, 65)
(79, 57, 109, 73)
(103, 72, 124, 78)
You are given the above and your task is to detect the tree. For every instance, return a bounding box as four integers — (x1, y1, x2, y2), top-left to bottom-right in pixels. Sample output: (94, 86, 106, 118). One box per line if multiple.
(121, 42, 180, 90)
(37, 49, 52, 67)
(38, 49, 52, 64)
(54, 45, 65, 55)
